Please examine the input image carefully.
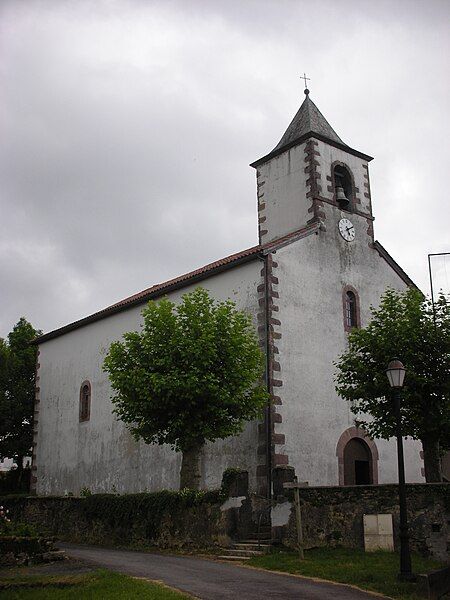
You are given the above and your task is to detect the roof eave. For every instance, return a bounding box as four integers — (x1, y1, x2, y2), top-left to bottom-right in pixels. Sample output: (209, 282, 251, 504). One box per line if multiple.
(373, 240, 420, 291)
(250, 131, 373, 169)
(32, 249, 261, 346)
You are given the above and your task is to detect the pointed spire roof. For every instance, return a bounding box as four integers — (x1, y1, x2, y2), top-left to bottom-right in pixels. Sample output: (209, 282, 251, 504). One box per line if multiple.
(250, 90, 372, 168)
(272, 91, 345, 152)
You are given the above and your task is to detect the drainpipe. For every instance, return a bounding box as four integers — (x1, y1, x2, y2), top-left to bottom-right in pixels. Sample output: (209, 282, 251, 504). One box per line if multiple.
(258, 251, 273, 500)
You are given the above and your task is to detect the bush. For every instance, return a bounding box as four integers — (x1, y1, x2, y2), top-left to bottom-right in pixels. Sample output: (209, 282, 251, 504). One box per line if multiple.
(1, 503, 40, 537)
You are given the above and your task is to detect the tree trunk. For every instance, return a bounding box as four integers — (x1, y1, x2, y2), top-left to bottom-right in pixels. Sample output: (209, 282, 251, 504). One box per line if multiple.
(421, 436, 442, 482)
(180, 444, 203, 490)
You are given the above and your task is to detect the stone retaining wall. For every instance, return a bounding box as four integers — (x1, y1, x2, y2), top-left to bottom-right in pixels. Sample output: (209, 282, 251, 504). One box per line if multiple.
(271, 483, 449, 562)
(1, 492, 239, 550)
(2, 479, 448, 561)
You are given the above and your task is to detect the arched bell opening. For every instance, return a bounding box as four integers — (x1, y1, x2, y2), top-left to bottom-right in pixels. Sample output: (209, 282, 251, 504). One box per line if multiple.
(333, 164, 354, 211)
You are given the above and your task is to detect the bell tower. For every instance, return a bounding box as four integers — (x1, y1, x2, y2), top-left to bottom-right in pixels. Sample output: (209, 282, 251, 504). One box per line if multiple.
(251, 89, 374, 247)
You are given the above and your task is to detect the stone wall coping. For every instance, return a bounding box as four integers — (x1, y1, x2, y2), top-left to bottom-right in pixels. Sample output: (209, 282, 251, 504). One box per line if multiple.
(293, 483, 449, 491)
(0, 482, 448, 503)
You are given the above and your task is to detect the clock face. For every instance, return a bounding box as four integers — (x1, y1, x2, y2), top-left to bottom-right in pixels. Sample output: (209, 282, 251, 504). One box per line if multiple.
(338, 218, 355, 242)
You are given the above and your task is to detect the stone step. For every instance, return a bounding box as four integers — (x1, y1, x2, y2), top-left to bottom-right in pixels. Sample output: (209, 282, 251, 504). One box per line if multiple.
(247, 527, 271, 533)
(243, 529, 272, 535)
(242, 533, 272, 541)
(42, 550, 66, 562)
(218, 555, 252, 561)
(220, 548, 265, 557)
(231, 543, 271, 551)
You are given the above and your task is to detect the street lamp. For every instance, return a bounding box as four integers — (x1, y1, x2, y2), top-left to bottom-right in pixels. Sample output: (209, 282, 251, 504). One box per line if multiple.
(386, 359, 414, 581)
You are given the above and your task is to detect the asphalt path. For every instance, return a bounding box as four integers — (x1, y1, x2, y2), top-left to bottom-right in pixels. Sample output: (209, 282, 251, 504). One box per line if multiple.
(59, 543, 386, 600)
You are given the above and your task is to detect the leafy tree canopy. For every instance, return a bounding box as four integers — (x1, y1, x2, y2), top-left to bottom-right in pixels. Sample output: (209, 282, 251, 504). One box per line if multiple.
(103, 287, 268, 488)
(0, 318, 41, 468)
(335, 288, 450, 482)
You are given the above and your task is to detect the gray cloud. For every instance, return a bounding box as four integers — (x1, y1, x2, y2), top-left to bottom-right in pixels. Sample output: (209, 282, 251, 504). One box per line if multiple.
(1, 0, 449, 336)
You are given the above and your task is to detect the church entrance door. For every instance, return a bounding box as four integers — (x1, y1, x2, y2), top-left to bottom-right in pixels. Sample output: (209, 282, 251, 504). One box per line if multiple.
(343, 438, 373, 485)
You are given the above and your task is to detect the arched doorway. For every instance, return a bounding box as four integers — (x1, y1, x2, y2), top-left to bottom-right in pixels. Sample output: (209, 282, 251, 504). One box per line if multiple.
(343, 438, 371, 485)
(336, 427, 379, 486)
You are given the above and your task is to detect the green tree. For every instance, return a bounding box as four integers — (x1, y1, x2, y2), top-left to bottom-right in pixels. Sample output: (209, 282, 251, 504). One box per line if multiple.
(103, 287, 268, 489)
(335, 288, 450, 482)
(0, 318, 41, 483)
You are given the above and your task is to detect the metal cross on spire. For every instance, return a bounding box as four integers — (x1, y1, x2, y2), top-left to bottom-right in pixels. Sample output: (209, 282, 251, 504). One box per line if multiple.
(300, 72, 310, 95)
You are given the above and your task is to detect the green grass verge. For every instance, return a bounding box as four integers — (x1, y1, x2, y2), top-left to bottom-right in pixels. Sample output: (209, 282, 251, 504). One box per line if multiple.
(0, 569, 192, 599)
(247, 547, 444, 600)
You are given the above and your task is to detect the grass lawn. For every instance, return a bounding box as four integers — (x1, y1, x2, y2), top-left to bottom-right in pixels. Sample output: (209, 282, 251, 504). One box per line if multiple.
(248, 547, 444, 600)
(0, 568, 193, 599)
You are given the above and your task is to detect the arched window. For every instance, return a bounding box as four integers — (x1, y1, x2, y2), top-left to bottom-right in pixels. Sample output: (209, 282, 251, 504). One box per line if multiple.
(333, 164, 353, 211)
(345, 291, 357, 328)
(336, 427, 379, 486)
(342, 286, 360, 331)
(79, 381, 91, 422)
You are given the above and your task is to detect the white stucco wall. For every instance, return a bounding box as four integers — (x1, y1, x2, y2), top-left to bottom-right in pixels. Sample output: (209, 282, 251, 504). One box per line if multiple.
(36, 260, 262, 496)
(257, 143, 308, 243)
(256, 138, 372, 248)
(273, 202, 424, 486)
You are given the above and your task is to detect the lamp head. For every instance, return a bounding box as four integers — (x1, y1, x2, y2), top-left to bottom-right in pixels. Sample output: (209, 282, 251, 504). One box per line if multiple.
(386, 359, 406, 388)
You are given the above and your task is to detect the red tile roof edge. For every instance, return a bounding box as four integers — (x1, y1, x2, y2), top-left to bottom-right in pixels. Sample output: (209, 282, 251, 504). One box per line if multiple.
(373, 240, 419, 290)
(33, 227, 413, 345)
(33, 243, 263, 344)
(32, 225, 323, 345)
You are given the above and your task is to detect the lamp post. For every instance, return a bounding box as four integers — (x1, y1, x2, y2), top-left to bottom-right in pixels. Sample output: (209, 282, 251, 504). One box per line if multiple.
(386, 359, 414, 581)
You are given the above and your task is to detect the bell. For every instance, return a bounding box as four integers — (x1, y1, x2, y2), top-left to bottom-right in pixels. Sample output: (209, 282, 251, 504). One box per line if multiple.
(336, 185, 349, 207)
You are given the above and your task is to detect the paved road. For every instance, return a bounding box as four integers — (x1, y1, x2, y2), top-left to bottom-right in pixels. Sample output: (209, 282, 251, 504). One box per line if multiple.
(59, 543, 385, 600)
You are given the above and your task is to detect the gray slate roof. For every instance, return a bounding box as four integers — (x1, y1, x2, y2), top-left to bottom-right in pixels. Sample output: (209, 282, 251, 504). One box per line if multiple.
(272, 93, 345, 153)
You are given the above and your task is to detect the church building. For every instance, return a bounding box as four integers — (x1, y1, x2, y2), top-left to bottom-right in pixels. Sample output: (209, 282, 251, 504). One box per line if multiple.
(32, 89, 424, 496)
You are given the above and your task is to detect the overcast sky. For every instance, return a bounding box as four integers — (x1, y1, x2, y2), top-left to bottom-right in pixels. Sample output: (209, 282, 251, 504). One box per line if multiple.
(1, 0, 449, 337)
